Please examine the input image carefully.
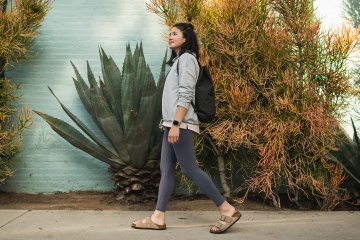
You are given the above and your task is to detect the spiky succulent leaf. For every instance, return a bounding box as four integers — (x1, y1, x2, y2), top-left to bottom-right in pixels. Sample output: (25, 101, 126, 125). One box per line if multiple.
(99, 78, 113, 111)
(148, 142, 162, 160)
(148, 50, 168, 157)
(134, 43, 147, 107)
(140, 66, 157, 128)
(121, 49, 137, 131)
(125, 116, 149, 169)
(86, 61, 98, 89)
(71, 61, 89, 92)
(47, 86, 118, 158)
(89, 87, 131, 163)
(71, 61, 92, 115)
(34, 111, 126, 168)
(99, 47, 124, 127)
(133, 43, 140, 66)
(351, 118, 360, 149)
(329, 127, 360, 184)
(84, 63, 127, 152)
(124, 43, 136, 74)
(73, 78, 90, 112)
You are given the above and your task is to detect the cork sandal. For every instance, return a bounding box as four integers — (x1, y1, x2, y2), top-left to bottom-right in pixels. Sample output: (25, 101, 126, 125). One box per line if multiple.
(210, 211, 241, 234)
(131, 216, 166, 230)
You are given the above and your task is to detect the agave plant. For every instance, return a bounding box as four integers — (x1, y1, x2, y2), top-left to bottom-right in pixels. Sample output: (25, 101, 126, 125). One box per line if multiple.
(329, 118, 360, 198)
(35, 43, 167, 201)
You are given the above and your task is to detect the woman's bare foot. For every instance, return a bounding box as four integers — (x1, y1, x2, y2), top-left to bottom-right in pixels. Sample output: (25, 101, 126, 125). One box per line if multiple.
(132, 210, 165, 226)
(150, 210, 166, 225)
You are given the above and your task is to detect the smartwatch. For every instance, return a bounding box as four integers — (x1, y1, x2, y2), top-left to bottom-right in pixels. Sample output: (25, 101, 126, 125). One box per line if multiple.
(172, 120, 181, 127)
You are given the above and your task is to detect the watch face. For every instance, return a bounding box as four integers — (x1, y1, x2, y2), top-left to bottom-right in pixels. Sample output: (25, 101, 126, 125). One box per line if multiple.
(173, 120, 180, 126)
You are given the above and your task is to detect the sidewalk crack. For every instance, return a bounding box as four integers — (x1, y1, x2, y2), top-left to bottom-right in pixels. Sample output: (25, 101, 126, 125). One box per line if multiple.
(0, 210, 31, 229)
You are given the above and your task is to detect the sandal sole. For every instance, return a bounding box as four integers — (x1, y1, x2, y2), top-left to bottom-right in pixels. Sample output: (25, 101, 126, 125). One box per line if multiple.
(131, 223, 166, 230)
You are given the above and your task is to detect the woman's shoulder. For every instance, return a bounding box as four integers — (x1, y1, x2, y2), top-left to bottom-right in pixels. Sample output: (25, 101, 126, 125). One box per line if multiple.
(179, 52, 198, 65)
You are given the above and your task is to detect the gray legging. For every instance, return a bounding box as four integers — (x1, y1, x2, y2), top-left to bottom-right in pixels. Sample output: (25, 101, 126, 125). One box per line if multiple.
(156, 128, 225, 212)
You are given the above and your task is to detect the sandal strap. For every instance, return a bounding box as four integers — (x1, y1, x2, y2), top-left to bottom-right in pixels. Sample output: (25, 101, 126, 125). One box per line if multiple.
(215, 222, 223, 228)
(220, 215, 233, 223)
(210, 211, 242, 234)
(144, 217, 152, 224)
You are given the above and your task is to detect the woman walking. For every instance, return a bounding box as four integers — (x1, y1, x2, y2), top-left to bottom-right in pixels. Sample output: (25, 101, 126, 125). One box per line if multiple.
(131, 22, 241, 234)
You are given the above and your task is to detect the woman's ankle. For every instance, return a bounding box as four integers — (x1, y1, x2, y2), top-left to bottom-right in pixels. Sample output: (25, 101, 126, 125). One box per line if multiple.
(151, 210, 166, 225)
(218, 201, 235, 214)
(153, 210, 165, 217)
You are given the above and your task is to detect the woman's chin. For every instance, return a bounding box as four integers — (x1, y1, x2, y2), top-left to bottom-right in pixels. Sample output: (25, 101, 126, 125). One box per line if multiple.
(169, 44, 179, 50)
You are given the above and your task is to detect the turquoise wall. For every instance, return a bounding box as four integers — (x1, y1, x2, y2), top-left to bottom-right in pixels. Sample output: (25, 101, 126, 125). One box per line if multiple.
(0, 0, 167, 193)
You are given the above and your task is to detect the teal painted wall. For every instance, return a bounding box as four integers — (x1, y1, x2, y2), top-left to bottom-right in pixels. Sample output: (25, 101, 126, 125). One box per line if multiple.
(0, 0, 167, 193)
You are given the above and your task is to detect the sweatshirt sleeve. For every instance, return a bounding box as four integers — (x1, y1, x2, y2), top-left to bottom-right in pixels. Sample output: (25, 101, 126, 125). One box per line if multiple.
(176, 53, 199, 110)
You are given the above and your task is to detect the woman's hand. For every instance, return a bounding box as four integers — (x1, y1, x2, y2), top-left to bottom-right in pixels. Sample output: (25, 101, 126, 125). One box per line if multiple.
(168, 126, 180, 144)
(168, 106, 187, 144)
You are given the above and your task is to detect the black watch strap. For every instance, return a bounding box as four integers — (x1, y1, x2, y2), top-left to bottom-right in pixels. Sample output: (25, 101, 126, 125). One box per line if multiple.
(172, 120, 181, 126)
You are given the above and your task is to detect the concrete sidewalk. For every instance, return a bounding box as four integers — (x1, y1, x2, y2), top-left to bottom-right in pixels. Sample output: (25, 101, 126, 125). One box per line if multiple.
(0, 210, 359, 240)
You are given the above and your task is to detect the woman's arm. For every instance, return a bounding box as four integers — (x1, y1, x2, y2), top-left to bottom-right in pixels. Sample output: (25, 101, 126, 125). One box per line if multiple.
(168, 53, 198, 144)
(168, 106, 187, 144)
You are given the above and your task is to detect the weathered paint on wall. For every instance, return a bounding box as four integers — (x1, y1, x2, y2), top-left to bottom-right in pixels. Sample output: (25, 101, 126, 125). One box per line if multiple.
(0, 0, 168, 193)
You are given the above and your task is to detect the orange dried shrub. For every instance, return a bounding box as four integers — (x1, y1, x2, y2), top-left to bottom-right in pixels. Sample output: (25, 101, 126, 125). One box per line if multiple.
(0, 79, 33, 184)
(0, 0, 51, 76)
(147, 0, 359, 209)
(0, 0, 49, 184)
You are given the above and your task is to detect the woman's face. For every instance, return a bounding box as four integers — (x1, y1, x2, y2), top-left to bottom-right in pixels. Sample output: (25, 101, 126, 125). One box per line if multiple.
(168, 27, 186, 54)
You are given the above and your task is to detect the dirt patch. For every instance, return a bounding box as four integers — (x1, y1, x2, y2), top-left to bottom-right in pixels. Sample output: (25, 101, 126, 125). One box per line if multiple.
(0, 191, 276, 211)
(1, 191, 357, 211)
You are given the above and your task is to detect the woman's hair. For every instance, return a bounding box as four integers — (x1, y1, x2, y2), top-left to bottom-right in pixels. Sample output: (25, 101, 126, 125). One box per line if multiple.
(167, 22, 200, 65)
